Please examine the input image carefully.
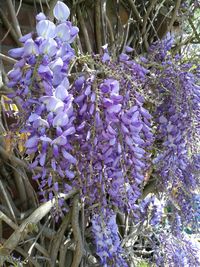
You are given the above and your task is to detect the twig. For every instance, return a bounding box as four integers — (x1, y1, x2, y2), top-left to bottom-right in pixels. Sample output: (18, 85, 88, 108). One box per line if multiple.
(13, 167, 28, 210)
(106, 15, 115, 45)
(49, 213, 70, 267)
(0, 179, 20, 222)
(122, 16, 133, 52)
(23, 0, 50, 3)
(188, 18, 200, 43)
(0, 239, 40, 267)
(101, 0, 107, 45)
(59, 240, 74, 267)
(127, 0, 142, 24)
(0, 145, 28, 169)
(7, 0, 22, 38)
(167, 0, 181, 33)
(0, 53, 18, 64)
(0, 210, 18, 230)
(74, 0, 86, 4)
(33, 242, 50, 258)
(27, 219, 50, 258)
(0, 1, 22, 46)
(0, 189, 78, 264)
(141, 0, 158, 36)
(49, 212, 71, 267)
(95, 0, 102, 53)
(143, 0, 167, 44)
(47, 0, 58, 20)
(20, 168, 38, 208)
(16, 246, 41, 267)
(39, 223, 57, 239)
(77, 7, 92, 53)
(71, 194, 83, 267)
(0, 209, 49, 258)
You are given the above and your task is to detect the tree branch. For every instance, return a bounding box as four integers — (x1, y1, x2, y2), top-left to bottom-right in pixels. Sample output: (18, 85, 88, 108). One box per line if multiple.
(0, 189, 78, 264)
(127, 0, 142, 24)
(7, 0, 22, 38)
(95, 0, 102, 53)
(77, 7, 93, 54)
(0, 8, 22, 47)
(49, 212, 71, 267)
(71, 194, 84, 267)
(168, 0, 181, 33)
(188, 18, 200, 43)
(0, 53, 18, 64)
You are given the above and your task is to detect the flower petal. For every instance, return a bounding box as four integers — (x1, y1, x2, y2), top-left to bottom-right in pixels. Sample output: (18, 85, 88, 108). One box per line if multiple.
(53, 112, 69, 127)
(62, 148, 77, 164)
(25, 135, 38, 148)
(36, 20, 56, 38)
(56, 23, 71, 42)
(53, 1, 70, 21)
(8, 47, 24, 58)
(55, 85, 68, 100)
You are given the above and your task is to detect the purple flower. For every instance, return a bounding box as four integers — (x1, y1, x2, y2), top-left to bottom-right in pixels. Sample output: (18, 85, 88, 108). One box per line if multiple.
(51, 135, 67, 146)
(8, 47, 24, 58)
(53, 1, 70, 21)
(36, 20, 56, 39)
(25, 135, 39, 148)
(23, 39, 39, 56)
(19, 33, 32, 43)
(53, 112, 69, 127)
(36, 12, 46, 21)
(107, 104, 121, 113)
(65, 169, 75, 179)
(7, 68, 22, 80)
(61, 148, 77, 164)
(55, 85, 69, 100)
(50, 58, 63, 73)
(56, 23, 71, 42)
(39, 38, 57, 57)
(40, 96, 64, 113)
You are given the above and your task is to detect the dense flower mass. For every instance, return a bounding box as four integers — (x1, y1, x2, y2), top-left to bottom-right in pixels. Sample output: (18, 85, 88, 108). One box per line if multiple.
(154, 232, 200, 267)
(92, 209, 128, 267)
(6, 1, 200, 266)
(7, 2, 79, 209)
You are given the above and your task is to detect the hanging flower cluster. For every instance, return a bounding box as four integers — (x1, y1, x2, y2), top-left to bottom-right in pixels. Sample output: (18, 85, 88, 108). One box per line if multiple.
(154, 232, 200, 267)
(92, 209, 128, 267)
(6, 1, 200, 266)
(70, 71, 153, 212)
(7, 2, 79, 206)
(148, 41, 200, 227)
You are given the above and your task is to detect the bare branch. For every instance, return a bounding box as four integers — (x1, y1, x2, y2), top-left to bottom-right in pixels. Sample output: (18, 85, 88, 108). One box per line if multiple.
(7, 0, 22, 38)
(0, 189, 78, 264)
(0, 8, 22, 47)
(188, 18, 200, 43)
(0, 145, 28, 169)
(0, 210, 18, 230)
(49, 212, 71, 266)
(77, 7, 93, 54)
(0, 179, 20, 222)
(127, 0, 142, 24)
(141, 0, 158, 36)
(0, 53, 18, 65)
(95, 0, 102, 53)
(105, 15, 115, 45)
(168, 0, 181, 33)
(71, 194, 84, 267)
